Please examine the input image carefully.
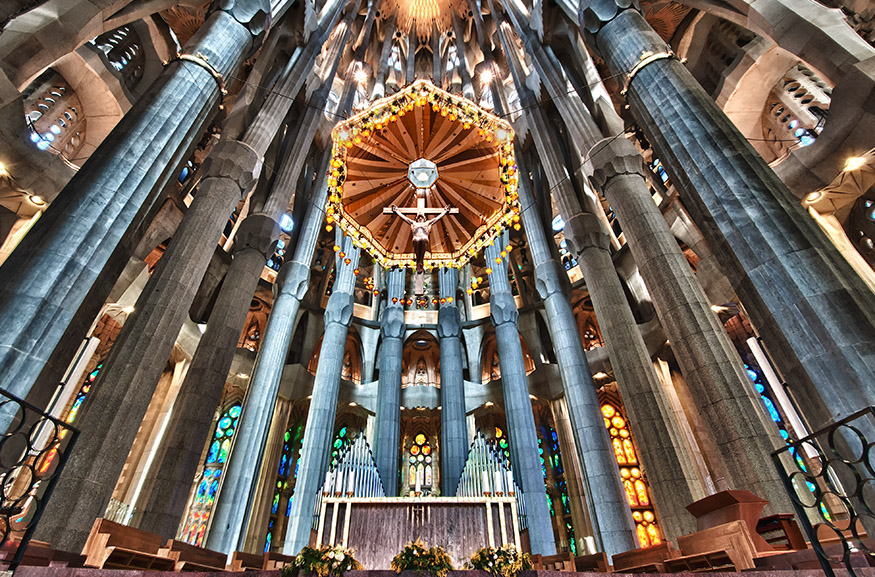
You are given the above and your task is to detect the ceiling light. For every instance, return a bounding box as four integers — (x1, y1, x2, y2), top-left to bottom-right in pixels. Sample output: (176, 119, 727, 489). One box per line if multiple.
(354, 68, 368, 85)
(805, 191, 824, 204)
(592, 372, 608, 379)
(480, 69, 494, 84)
(29, 195, 46, 206)
(844, 156, 867, 171)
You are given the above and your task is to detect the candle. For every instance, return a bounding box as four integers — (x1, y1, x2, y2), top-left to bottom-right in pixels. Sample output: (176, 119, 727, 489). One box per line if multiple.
(347, 470, 356, 496)
(481, 471, 491, 495)
(494, 470, 503, 496)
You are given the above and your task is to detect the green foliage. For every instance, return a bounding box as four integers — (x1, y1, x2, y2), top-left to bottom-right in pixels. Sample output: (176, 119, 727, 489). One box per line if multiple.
(468, 545, 532, 577)
(390, 538, 454, 577)
(282, 545, 364, 577)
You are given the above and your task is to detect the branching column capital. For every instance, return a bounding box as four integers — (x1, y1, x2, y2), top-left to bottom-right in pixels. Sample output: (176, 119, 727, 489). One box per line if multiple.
(199, 139, 263, 196)
(578, 0, 642, 45)
(212, 0, 271, 47)
(585, 137, 647, 189)
(232, 213, 279, 258)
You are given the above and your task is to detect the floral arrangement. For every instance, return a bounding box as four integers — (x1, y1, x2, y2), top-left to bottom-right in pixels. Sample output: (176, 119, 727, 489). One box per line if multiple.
(390, 538, 454, 577)
(468, 545, 532, 577)
(282, 545, 363, 577)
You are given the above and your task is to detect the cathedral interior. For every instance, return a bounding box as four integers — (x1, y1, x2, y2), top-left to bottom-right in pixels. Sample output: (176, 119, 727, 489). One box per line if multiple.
(1, 0, 875, 566)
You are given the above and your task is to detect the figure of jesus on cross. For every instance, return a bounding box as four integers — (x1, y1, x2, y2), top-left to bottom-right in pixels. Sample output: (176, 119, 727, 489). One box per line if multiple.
(390, 204, 453, 274)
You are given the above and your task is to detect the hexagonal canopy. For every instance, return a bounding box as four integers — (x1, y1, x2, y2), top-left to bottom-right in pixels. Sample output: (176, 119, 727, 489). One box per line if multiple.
(325, 80, 520, 270)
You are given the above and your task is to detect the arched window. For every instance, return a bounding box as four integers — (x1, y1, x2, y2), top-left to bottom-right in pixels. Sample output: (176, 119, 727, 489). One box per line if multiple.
(264, 422, 304, 552)
(180, 403, 242, 546)
(601, 402, 661, 547)
(408, 433, 433, 493)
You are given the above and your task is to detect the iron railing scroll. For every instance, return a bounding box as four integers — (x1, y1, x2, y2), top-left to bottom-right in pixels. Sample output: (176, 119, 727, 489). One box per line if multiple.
(0, 388, 80, 571)
(771, 406, 875, 577)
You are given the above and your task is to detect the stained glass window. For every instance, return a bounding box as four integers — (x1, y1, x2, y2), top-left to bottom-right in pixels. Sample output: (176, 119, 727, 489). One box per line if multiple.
(265, 422, 305, 551)
(602, 402, 661, 547)
(408, 432, 433, 493)
(180, 403, 241, 545)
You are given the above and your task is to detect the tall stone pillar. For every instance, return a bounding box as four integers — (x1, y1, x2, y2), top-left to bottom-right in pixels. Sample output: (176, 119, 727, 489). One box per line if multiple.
(485, 237, 556, 556)
(578, 0, 875, 432)
(586, 136, 791, 512)
(206, 151, 332, 554)
(284, 237, 360, 554)
(438, 267, 467, 496)
(550, 397, 594, 553)
(512, 167, 640, 553)
(0, 0, 269, 433)
(136, 214, 278, 538)
(373, 268, 406, 495)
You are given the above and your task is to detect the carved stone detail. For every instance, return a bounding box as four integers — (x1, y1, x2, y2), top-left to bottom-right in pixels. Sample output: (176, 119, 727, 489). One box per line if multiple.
(381, 305, 406, 339)
(564, 213, 611, 254)
(585, 137, 648, 190)
(437, 306, 461, 338)
(275, 261, 310, 300)
(232, 213, 279, 258)
(213, 0, 271, 41)
(534, 259, 569, 301)
(324, 289, 354, 326)
(578, 0, 641, 41)
(490, 291, 519, 327)
(199, 139, 262, 197)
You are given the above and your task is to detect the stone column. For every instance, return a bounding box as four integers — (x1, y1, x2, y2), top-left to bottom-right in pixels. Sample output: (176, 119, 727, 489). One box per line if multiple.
(205, 150, 332, 554)
(512, 166, 641, 553)
(284, 236, 360, 554)
(0, 0, 269, 432)
(514, 93, 704, 542)
(486, 237, 556, 556)
(373, 267, 406, 495)
(371, 20, 396, 100)
(438, 267, 467, 496)
(451, 14, 475, 101)
(578, 0, 875, 432)
(586, 136, 791, 512)
(550, 397, 594, 553)
(34, 135, 263, 552)
(137, 214, 278, 538)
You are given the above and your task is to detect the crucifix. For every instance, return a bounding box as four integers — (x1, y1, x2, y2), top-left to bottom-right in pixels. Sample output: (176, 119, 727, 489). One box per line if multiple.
(383, 159, 458, 294)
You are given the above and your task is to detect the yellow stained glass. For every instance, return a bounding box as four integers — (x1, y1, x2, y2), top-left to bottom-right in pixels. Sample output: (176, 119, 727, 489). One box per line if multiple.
(613, 438, 626, 464)
(415, 433, 426, 445)
(636, 524, 649, 548)
(647, 524, 661, 544)
(635, 480, 649, 506)
(602, 405, 615, 418)
(411, 444, 420, 455)
(623, 439, 637, 463)
(624, 480, 638, 506)
(611, 416, 625, 428)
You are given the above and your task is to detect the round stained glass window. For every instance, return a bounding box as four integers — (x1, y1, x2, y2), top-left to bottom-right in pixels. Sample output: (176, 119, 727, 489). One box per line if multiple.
(411, 444, 420, 455)
(417, 454, 424, 462)
(415, 433, 427, 445)
(422, 445, 431, 455)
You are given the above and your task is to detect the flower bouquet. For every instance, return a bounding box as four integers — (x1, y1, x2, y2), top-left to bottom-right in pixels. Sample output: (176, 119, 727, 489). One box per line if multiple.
(468, 544, 532, 577)
(390, 538, 454, 577)
(282, 544, 363, 577)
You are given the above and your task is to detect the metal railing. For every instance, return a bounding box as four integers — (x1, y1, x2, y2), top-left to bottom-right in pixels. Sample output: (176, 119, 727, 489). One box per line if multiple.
(0, 388, 79, 571)
(772, 406, 875, 577)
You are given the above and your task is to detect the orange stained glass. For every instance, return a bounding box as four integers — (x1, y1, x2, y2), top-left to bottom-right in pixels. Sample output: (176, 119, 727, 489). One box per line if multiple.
(422, 445, 431, 455)
(635, 480, 649, 505)
(624, 480, 638, 506)
(623, 439, 637, 463)
(612, 438, 626, 464)
(636, 525, 649, 548)
(411, 444, 420, 455)
(647, 524, 661, 544)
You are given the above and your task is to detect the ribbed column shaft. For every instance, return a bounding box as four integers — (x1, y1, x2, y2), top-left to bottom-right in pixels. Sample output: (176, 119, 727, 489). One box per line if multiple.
(206, 148, 334, 554)
(586, 6, 875, 435)
(0, 9, 254, 434)
(283, 236, 360, 554)
(438, 267, 467, 496)
(373, 268, 406, 495)
(486, 238, 556, 555)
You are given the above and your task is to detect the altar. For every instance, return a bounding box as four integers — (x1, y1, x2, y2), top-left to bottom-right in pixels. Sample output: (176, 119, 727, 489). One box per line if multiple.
(312, 496, 527, 569)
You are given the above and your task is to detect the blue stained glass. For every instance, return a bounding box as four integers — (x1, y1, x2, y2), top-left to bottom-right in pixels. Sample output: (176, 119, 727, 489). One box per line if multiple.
(229, 405, 241, 418)
(338, 426, 347, 438)
(287, 496, 293, 516)
(264, 532, 272, 553)
(551, 431, 558, 441)
(755, 383, 765, 393)
(218, 417, 232, 430)
(761, 396, 781, 422)
(207, 440, 220, 463)
(196, 478, 208, 503)
(219, 439, 231, 463)
(207, 480, 218, 505)
(271, 491, 279, 514)
(279, 454, 288, 477)
(746, 368, 758, 381)
(294, 458, 300, 477)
